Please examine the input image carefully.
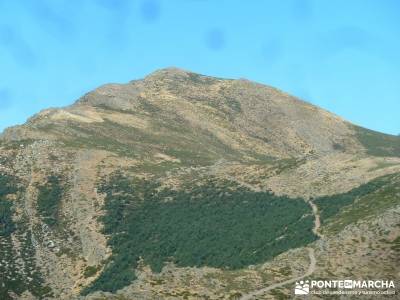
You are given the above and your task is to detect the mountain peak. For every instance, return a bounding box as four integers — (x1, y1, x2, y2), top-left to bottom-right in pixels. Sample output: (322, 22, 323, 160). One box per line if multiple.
(75, 67, 221, 110)
(1, 68, 368, 159)
(145, 67, 193, 77)
(143, 67, 220, 83)
(3, 68, 399, 160)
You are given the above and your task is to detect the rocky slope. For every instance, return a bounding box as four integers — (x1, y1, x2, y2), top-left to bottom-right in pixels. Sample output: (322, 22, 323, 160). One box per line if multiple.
(0, 68, 399, 299)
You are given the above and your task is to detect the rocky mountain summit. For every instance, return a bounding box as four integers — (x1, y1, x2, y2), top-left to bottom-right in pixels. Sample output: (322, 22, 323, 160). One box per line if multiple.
(1, 68, 399, 299)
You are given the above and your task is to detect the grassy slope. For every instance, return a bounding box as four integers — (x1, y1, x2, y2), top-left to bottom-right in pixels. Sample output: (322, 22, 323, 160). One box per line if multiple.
(354, 125, 400, 157)
(37, 114, 244, 165)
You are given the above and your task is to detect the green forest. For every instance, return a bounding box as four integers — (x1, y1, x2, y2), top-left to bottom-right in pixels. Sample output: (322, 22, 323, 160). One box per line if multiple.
(0, 173, 19, 236)
(84, 173, 317, 294)
(36, 175, 63, 227)
(314, 174, 391, 223)
(0, 173, 52, 300)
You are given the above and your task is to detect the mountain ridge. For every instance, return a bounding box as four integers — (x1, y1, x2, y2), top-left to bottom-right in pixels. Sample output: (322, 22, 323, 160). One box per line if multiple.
(0, 68, 399, 299)
(0, 68, 371, 159)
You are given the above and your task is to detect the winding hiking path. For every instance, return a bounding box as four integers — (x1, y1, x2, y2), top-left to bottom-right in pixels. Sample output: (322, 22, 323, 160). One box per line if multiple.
(309, 199, 324, 239)
(239, 199, 322, 300)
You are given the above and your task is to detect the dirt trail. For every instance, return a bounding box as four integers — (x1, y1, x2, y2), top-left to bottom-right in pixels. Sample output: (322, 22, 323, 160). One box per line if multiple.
(309, 199, 323, 239)
(239, 199, 322, 299)
(239, 248, 316, 300)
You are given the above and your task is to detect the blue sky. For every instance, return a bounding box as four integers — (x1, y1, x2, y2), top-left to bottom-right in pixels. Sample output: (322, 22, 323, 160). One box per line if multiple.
(0, 0, 399, 135)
